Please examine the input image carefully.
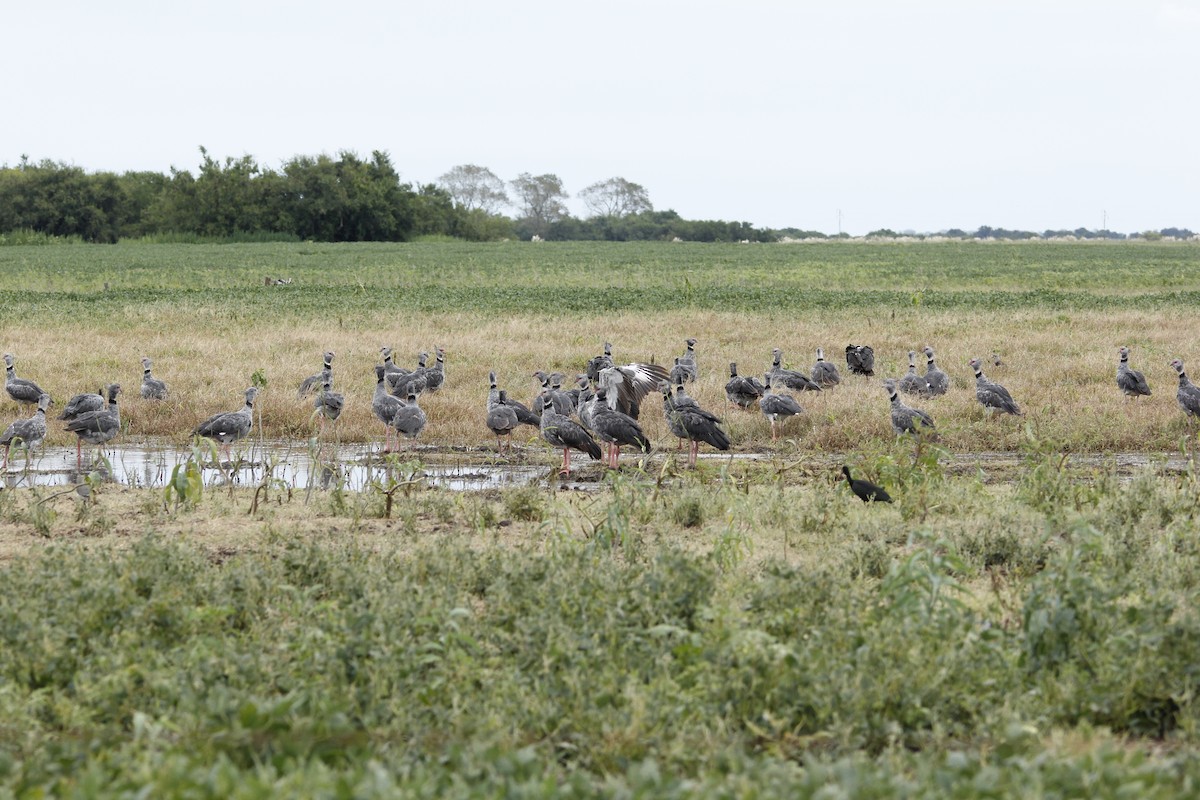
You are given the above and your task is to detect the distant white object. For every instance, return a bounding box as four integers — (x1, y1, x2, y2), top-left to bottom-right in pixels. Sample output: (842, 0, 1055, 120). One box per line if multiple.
(530, 234, 543, 242)
(672, 236, 683, 242)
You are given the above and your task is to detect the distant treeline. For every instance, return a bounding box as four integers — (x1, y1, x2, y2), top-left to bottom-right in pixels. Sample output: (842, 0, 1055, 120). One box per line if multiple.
(0, 151, 773, 244)
(0, 150, 1192, 244)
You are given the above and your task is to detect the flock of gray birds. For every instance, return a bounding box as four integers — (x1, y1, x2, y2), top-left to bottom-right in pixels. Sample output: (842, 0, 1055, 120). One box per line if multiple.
(4, 342, 1200, 486)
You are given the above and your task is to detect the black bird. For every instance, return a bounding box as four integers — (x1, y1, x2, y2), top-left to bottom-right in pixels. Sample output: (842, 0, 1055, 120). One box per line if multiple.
(845, 344, 875, 376)
(842, 465, 892, 503)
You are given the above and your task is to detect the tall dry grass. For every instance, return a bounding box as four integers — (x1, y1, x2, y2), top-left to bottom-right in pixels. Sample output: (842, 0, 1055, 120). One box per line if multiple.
(3, 304, 1198, 455)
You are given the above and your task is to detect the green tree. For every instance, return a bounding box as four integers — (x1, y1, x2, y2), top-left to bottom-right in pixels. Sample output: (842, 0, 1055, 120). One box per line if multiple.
(579, 177, 652, 218)
(509, 172, 569, 238)
(437, 164, 509, 214)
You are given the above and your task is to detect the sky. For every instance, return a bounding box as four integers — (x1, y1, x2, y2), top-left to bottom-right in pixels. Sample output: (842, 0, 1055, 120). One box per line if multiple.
(3, 0, 1198, 235)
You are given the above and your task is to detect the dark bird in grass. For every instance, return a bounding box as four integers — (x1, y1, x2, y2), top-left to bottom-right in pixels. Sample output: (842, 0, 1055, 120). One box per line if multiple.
(1171, 359, 1200, 424)
(667, 384, 730, 467)
(770, 348, 821, 392)
(759, 375, 804, 442)
(812, 347, 841, 388)
(314, 376, 344, 436)
(140, 357, 169, 400)
(969, 357, 1021, 416)
(298, 351, 334, 398)
(842, 465, 892, 503)
(539, 388, 602, 475)
(1116, 346, 1151, 400)
(725, 362, 764, 409)
(4, 354, 51, 408)
(845, 344, 875, 376)
(591, 389, 652, 468)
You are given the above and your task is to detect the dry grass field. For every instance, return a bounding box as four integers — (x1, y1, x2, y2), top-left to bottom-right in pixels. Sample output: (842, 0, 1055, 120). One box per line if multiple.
(1, 238, 1198, 455)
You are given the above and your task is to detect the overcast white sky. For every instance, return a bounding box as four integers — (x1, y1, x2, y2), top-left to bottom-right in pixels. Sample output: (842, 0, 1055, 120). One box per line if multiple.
(3, 1, 1197, 234)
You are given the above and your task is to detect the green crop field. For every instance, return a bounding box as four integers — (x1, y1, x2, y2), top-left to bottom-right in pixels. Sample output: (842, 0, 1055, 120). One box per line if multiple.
(2, 240, 1200, 796)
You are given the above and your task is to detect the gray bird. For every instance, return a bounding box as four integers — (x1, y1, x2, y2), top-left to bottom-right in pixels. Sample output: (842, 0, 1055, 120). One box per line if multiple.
(392, 391, 427, 447)
(725, 362, 764, 409)
(65, 384, 122, 467)
(922, 346, 949, 396)
(140, 357, 169, 400)
(661, 382, 689, 448)
(415, 347, 448, 393)
(4, 354, 50, 408)
(591, 389, 652, 468)
(0, 393, 49, 469)
(539, 388, 602, 475)
(488, 371, 540, 428)
(531, 371, 574, 416)
(314, 376, 344, 435)
(1171, 359, 1200, 422)
(898, 351, 932, 397)
(846, 344, 875, 376)
(759, 374, 804, 441)
(668, 384, 730, 467)
(389, 352, 429, 398)
(1116, 346, 1151, 399)
(423, 347, 446, 393)
(770, 348, 822, 392)
(669, 358, 691, 387)
(812, 348, 841, 388)
(883, 378, 936, 436)
(676, 338, 698, 382)
(372, 365, 406, 452)
(380, 346, 407, 379)
(969, 357, 1021, 416)
(585, 341, 670, 419)
(578, 377, 602, 432)
(59, 385, 108, 422)
(193, 387, 258, 463)
(298, 351, 334, 398)
(486, 390, 521, 453)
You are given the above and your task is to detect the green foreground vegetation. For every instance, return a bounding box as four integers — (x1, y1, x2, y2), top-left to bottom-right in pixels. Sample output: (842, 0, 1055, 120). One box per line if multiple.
(2, 240, 1200, 796)
(3, 449, 1200, 796)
